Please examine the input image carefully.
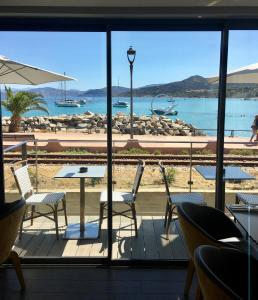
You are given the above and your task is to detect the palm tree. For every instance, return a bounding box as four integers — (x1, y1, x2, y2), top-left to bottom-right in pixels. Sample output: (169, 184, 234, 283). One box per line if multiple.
(2, 86, 49, 132)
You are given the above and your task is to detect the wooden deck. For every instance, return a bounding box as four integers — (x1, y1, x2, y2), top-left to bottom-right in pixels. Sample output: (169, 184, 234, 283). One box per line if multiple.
(14, 215, 189, 260)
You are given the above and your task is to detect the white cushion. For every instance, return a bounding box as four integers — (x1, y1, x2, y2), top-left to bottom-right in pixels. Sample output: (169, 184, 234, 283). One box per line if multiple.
(26, 192, 65, 205)
(170, 192, 204, 205)
(100, 191, 134, 203)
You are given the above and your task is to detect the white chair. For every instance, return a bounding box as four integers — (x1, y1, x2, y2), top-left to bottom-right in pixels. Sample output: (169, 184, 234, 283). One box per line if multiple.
(235, 193, 258, 206)
(159, 161, 205, 238)
(11, 165, 68, 239)
(99, 159, 145, 237)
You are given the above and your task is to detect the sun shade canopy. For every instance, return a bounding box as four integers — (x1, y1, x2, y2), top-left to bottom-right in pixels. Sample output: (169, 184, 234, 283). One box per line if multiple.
(0, 55, 75, 85)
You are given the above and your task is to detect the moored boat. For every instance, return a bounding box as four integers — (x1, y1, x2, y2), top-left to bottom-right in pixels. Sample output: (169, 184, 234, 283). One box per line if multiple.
(113, 100, 129, 108)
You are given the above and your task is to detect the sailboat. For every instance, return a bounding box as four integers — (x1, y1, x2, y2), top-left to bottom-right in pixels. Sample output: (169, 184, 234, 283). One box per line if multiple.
(55, 73, 86, 107)
(150, 94, 178, 116)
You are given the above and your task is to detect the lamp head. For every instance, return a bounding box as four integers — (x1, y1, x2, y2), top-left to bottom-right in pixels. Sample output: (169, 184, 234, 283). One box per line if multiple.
(127, 46, 136, 64)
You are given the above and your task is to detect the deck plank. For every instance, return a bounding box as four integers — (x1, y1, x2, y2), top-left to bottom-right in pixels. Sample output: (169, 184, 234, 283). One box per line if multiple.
(13, 215, 188, 260)
(152, 216, 174, 260)
(131, 216, 146, 259)
(141, 216, 159, 259)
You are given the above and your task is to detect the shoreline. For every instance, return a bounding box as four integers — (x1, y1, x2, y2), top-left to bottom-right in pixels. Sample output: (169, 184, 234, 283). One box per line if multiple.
(2, 112, 205, 137)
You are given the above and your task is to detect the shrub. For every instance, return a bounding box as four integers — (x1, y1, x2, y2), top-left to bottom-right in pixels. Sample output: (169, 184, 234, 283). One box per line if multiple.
(153, 150, 162, 155)
(64, 148, 91, 155)
(229, 149, 257, 156)
(90, 177, 102, 187)
(195, 149, 214, 155)
(117, 148, 149, 155)
(164, 167, 176, 185)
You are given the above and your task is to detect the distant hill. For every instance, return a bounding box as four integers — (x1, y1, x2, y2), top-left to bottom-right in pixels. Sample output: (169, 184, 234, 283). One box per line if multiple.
(80, 86, 129, 97)
(120, 75, 214, 97)
(2, 75, 258, 100)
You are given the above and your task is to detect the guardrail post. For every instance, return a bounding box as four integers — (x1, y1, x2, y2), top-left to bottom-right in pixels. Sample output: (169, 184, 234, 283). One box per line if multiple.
(35, 140, 39, 193)
(188, 142, 193, 193)
(21, 142, 27, 166)
(230, 130, 234, 138)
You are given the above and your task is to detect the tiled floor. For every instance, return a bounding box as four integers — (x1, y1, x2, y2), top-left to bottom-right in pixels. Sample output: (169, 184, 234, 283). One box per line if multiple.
(0, 266, 197, 300)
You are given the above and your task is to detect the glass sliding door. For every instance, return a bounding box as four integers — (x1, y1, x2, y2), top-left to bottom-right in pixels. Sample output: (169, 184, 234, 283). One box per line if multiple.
(224, 30, 258, 208)
(2, 31, 109, 260)
(111, 31, 221, 260)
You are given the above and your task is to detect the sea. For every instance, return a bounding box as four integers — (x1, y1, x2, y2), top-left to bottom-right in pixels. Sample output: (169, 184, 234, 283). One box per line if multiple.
(2, 96, 257, 137)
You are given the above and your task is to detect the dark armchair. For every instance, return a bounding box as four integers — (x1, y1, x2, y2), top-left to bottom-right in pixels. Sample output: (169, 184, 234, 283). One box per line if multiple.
(177, 202, 248, 297)
(194, 245, 258, 300)
(0, 199, 26, 290)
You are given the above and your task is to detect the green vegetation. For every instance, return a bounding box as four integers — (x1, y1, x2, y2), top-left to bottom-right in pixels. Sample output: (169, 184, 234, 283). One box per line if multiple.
(2, 86, 48, 132)
(228, 149, 258, 156)
(117, 148, 150, 155)
(195, 149, 214, 155)
(64, 148, 92, 155)
(153, 150, 162, 155)
(90, 177, 102, 187)
(28, 150, 48, 155)
(178, 149, 190, 155)
(164, 167, 176, 185)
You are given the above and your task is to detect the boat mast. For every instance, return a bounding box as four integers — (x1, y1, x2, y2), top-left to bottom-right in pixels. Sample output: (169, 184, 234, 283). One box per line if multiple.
(64, 72, 67, 101)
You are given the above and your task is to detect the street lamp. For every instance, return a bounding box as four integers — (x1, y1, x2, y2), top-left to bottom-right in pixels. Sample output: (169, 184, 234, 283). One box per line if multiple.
(127, 46, 136, 140)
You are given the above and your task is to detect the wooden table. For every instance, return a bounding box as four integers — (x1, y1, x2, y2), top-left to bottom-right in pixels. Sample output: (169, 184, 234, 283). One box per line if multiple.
(227, 205, 258, 247)
(55, 165, 106, 240)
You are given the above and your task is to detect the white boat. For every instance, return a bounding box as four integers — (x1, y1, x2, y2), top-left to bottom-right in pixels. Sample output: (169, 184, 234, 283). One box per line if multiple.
(55, 100, 80, 107)
(150, 94, 178, 116)
(113, 100, 129, 108)
(55, 73, 85, 107)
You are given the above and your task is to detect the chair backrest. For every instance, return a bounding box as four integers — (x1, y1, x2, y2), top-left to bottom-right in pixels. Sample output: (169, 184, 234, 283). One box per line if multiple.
(11, 165, 34, 200)
(158, 161, 170, 199)
(194, 245, 258, 300)
(131, 159, 145, 199)
(177, 202, 243, 258)
(0, 199, 25, 263)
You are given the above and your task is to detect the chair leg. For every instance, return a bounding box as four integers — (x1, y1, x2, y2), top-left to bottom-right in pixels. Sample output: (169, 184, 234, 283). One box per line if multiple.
(62, 197, 68, 226)
(131, 203, 138, 237)
(19, 206, 27, 240)
(195, 284, 203, 300)
(9, 251, 26, 290)
(31, 205, 35, 226)
(54, 204, 59, 240)
(164, 200, 169, 228)
(99, 203, 104, 230)
(184, 259, 195, 297)
(166, 205, 172, 239)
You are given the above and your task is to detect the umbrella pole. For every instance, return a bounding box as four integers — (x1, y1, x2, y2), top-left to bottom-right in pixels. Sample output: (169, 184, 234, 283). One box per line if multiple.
(0, 84, 5, 204)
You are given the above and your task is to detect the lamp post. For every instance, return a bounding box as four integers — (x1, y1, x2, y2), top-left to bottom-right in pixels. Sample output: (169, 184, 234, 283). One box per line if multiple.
(127, 46, 136, 140)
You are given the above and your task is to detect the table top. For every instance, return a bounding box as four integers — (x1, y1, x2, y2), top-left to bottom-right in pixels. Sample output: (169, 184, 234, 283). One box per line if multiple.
(227, 205, 258, 246)
(195, 166, 255, 181)
(54, 166, 106, 179)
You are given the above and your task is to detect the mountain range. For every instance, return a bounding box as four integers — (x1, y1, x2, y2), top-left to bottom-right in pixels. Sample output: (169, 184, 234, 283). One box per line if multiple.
(2, 75, 258, 99)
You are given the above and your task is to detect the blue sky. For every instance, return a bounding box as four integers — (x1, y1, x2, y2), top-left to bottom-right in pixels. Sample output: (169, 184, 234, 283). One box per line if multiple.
(0, 30, 258, 90)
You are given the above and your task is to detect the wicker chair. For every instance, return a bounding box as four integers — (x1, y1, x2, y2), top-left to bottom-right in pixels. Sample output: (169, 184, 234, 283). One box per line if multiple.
(194, 245, 258, 300)
(0, 199, 26, 290)
(11, 165, 68, 240)
(177, 202, 249, 298)
(99, 159, 145, 237)
(159, 162, 205, 238)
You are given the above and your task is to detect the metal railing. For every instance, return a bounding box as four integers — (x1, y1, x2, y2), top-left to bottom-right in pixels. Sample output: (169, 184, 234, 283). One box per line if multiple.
(3, 138, 257, 196)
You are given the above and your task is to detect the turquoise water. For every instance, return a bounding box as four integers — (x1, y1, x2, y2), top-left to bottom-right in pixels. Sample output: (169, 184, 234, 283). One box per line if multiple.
(2, 97, 257, 137)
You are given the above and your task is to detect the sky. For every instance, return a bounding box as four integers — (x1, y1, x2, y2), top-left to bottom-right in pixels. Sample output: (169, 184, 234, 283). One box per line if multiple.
(0, 30, 258, 90)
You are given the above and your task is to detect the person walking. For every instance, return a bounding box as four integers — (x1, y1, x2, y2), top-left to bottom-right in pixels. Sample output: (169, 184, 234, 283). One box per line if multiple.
(250, 115, 258, 142)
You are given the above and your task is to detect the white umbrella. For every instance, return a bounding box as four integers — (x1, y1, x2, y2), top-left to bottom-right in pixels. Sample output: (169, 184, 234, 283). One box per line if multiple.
(0, 55, 75, 84)
(0, 55, 75, 202)
(209, 62, 258, 84)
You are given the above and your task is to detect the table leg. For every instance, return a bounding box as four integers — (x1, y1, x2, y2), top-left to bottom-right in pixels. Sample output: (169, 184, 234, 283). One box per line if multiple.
(80, 177, 85, 235)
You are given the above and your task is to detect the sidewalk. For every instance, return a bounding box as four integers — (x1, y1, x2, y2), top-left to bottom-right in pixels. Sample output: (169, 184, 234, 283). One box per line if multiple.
(3, 132, 258, 153)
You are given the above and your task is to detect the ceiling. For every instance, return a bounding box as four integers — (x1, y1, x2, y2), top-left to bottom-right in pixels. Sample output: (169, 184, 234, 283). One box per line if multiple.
(1, 0, 258, 18)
